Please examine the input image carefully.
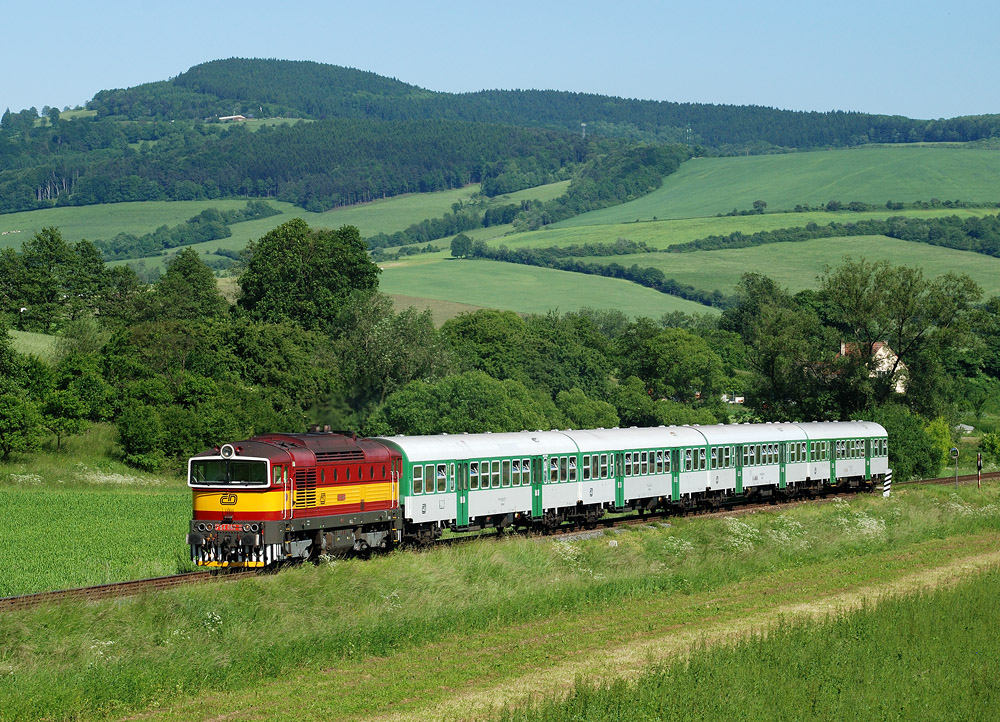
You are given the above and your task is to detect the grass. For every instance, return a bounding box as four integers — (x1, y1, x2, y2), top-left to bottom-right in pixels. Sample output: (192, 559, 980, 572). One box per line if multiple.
(0, 181, 573, 255)
(556, 145, 1000, 225)
(2, 482, 1000, 721)
(500, 207, 997, 252)
(378, 255, 719, 318)
(0, 425, 193, 597)
(7, 329, 62, 362)
(498, 566, 1000, 722)
(576, 235, 1000, 297)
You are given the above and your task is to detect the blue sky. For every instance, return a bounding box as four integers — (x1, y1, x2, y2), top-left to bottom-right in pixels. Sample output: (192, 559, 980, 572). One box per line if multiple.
(4, 0, 997, 120)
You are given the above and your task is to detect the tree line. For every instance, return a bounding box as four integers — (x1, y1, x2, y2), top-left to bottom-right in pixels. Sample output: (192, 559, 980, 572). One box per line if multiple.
(668, 212, 1000, 257)
(4, 220, 999, 481)
(94, 201, 280, 260)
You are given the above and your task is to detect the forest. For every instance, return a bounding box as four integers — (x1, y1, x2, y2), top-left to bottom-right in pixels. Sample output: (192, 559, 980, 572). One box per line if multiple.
(3, 220, 1000, 483)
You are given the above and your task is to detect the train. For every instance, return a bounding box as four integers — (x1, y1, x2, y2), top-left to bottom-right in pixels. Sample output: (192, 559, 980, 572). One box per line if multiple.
(186, 421, 890, 568)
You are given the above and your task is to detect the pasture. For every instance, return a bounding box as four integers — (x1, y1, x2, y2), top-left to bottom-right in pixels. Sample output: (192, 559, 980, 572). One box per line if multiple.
(8, 330, 62, 362)
(0, 181, 571, 254)
(556, 145, 1000, 225)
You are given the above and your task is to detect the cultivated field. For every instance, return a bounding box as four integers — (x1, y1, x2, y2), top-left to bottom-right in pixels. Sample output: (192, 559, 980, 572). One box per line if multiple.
(556, 145, 1000, 225)
(2, 481, 999, 721)
(377, 255, 719, 318)
(497, 207, 997, 251)
(0, 426, 193, 597)
(576, 235, 1000, 297)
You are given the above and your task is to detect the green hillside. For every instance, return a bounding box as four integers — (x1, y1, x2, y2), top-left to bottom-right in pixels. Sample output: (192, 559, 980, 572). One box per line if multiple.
(555, 146, 1000, 225)
(577, 235, 1000, 297)
(378, 255, 717, 318)
(497, 206, 997, 252)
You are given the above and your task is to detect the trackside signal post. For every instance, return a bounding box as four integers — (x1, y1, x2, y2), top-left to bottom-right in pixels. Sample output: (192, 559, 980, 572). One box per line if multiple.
(951, 447, 960, 488)
(978, 452, 983, 489)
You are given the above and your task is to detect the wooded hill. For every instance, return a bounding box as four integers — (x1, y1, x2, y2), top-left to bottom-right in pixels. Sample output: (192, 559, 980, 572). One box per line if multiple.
(92, 58, 1000, 148)
(2, 57, 999, 217)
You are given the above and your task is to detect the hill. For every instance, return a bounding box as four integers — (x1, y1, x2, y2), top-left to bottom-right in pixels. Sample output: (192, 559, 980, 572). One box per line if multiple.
(556, 146, 1000, 224)
(90, 58, 1000, 148)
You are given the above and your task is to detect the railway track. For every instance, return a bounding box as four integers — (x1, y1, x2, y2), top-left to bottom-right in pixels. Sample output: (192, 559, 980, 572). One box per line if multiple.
(5, 471, 996, 613)
(0, 570, 248, 613)
(898, 470, 1000, 487)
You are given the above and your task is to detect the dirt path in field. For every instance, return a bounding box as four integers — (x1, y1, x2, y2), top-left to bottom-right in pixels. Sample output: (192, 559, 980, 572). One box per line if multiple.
(372, 546, 1000, 722)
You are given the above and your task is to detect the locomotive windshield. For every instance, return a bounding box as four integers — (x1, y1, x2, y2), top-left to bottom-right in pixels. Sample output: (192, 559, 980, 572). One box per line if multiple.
(190, 459, 267, 486)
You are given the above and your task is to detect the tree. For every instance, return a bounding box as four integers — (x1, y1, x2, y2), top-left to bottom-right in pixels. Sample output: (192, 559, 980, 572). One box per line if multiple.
(367, 371, 559, 436)
(143, 247, 228, 322)
(238, 219, 379, 330)
(334, 293, 452, 414)
(17, 227, 75, 332)
(752, 200, 767, 214)
(41, 389, 88, 451)
(821, 257, 982, 407)
(0, 393, 44, 461)
(555, 388, 619, 429)
(117, 403, 165, 471)
(866, 403, 939, 481)
(450, 232, 473, 258)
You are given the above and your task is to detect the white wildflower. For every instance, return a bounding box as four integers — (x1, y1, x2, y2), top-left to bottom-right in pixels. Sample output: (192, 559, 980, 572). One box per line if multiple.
(663, 535, 694, 556)
(725, 516, 761, 552)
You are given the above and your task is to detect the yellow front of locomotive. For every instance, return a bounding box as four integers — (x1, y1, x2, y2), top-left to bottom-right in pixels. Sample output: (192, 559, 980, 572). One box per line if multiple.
(187, 442, 290, 568)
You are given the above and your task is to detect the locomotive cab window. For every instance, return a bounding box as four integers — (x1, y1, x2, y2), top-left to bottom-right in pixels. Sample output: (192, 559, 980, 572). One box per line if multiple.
(190, 458, 268, 486)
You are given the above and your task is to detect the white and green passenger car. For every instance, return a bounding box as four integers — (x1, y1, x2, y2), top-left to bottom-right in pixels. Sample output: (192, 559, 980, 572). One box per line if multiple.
(374, 421, 889, 543)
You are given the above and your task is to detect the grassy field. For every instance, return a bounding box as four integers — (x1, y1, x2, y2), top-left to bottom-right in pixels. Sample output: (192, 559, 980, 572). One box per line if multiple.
(0, 181, 572, 254)
(498, 207, 996, 251)
(0, 425, 193, 597)
(2, 482, 999, 721)
(555, 145, 1000, 225)
(499, 566, 1000, 722)
(576, 235, 1000, 297)
(378, 255, 719, 318)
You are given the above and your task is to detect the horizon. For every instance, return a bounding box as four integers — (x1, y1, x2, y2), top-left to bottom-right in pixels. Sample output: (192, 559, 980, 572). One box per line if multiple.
(4, 0, 998, 121)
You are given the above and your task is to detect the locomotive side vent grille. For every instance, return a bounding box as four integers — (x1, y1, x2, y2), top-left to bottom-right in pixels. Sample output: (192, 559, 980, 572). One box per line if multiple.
(295, 469, 317, 508)
(314, 450, 365, 463)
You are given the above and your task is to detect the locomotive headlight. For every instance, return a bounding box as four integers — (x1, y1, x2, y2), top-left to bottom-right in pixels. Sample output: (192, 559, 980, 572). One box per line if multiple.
(220, 444, 235, 459)
(242, 524, 251, 532)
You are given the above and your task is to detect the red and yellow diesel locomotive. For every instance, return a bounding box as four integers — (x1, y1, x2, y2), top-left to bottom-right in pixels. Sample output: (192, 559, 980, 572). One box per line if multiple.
(186, 429, 402, 567)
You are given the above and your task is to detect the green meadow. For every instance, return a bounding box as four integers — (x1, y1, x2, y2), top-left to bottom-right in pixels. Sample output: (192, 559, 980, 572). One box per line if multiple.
(556, 145, 1000, 225)
(0, 181, 571, 254)
(0, 425, 193, 597)
(378, 255, 718, 318)
(578, 235, 1000, 297)
(495, 206, 997, 252)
